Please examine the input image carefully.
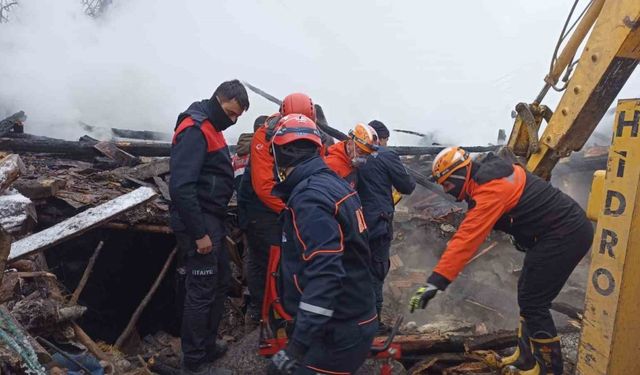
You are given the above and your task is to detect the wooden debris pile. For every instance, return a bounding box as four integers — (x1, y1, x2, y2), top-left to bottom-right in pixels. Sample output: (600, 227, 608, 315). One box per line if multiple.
(0, 112, 175, 373)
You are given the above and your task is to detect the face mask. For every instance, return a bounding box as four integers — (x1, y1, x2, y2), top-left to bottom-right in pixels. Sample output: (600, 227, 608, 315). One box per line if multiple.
(351, 156, 368, 167)
(348, 142, 368, 167)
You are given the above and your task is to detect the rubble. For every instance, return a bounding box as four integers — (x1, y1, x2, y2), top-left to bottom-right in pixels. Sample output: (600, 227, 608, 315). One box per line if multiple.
(0, 116, 595, 374)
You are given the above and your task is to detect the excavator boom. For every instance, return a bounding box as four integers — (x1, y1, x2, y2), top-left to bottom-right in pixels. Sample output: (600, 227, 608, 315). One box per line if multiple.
(507, 0, 640, 180)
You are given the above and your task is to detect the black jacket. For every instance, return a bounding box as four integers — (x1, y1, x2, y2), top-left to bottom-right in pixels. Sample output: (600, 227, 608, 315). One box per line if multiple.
(475, 154, 588, 248)
(273, 156, 376, 349)
(357, 147, 416, 239)
(169, 99, 234, 239)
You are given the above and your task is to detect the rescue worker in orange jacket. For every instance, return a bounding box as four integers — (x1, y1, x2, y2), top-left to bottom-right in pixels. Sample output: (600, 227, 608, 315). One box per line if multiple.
(323, 123, 378, 187)
(408, 147, 593, 375)
(236, 93, 316, 327)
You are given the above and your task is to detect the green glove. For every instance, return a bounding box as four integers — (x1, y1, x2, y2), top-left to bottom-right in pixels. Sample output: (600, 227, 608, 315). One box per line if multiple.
(409, 284, 439, 313)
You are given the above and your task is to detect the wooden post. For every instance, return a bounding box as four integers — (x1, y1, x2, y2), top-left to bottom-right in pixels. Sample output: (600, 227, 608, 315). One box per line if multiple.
(68, 241, 104, 305)
(114, 247, 177, 350)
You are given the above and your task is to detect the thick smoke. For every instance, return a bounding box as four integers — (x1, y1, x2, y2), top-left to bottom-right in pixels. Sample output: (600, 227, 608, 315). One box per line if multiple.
(2, 0, 637, 145)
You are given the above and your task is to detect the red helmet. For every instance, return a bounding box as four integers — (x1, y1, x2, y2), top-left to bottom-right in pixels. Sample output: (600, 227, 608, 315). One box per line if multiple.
(272, 114, 322, 148)
(280, 93, 316, 121)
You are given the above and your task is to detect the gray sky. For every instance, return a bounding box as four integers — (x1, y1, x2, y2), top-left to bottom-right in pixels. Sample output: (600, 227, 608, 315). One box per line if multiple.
(0, 0, 638, 145)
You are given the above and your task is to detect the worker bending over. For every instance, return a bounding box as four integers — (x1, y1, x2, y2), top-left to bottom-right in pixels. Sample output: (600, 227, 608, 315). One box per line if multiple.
(268, 114, 377, 375)
(237, 93, 317, 330)
(358, 120, 415, 333)
(324, 123, 378, 186)
(170, 80, 249, 375)
(409, 147, 593, 375)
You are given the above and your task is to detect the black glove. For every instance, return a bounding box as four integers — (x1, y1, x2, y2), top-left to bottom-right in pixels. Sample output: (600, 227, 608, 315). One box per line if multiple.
(409, 283, 439, 313)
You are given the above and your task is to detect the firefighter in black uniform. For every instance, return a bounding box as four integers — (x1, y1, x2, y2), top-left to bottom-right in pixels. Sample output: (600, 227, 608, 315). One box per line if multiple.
(267, 114, 377, 375)
(357, 120, 415, 332)
(170, 80, 249, 375)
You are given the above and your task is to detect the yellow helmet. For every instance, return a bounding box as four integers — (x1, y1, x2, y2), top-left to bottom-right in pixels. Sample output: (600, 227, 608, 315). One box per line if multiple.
(432, 146, 471, 184)
(349, 123, 378, 154)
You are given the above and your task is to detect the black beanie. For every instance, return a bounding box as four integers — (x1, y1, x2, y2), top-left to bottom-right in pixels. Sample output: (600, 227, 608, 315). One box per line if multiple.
(368, 120, 390, 139)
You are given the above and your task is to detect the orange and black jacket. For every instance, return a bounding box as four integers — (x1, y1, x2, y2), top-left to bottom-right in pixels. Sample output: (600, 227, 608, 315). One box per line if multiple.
(428, 153, 588, 290)
(169, 99, 234, 239)
(273, 156, 376, 351)
(323, 140, 357, 187)
(236, 117, 285, 228)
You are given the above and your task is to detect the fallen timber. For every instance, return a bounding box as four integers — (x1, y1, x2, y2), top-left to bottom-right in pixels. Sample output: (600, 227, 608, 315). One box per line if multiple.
(79, 121, 172, 142)
(0, 134, 171, 159)
(9, 187, 158, 261)
(0, 131, 499, 162)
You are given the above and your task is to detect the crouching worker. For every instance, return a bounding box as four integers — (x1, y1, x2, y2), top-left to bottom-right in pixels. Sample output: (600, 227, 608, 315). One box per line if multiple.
(268, 114, 378, 375)
(408, 147, 593, 375)
(170, 80, 249, 375)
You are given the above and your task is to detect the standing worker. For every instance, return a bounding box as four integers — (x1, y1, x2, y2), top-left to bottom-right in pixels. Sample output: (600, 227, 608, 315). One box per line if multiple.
(170, 79, 249, 375)
(408, 147, 593, 375)
(268, 114, 377, 375)
(237, 93, 317, 331)
(358, 120, 415, 333)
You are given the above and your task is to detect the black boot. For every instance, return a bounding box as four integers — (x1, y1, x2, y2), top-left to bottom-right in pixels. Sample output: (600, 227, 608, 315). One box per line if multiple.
(500, 317, 541, 374)
(376, 309, 391, 335)
(531, 336, 563, 375)
(204, 340, 229, 362)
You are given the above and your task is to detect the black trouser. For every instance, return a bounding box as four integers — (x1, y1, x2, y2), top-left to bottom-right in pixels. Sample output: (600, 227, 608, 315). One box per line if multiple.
(370, 235, 391, 314)
(175, 215, 231, 369)
(245, 213, 281, 320)
(295, 317, 378, 375)
(518, 220, 593, 338)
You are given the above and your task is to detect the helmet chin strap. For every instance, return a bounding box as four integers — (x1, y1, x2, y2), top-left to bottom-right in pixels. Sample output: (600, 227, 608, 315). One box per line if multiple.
(446, 164, 472, 201)
(271, 143, 287, 183)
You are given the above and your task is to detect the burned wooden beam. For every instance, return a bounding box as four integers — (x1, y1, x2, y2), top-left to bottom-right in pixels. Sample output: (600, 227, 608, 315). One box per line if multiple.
(391, 145, 500, 156)
(0, 154, 25, 194)
(106, 157, 170, 181)
(80, 121, 172, 142)
(0, 135, 172, 159)
(8, 187, 157, 261)
(13, 178, 66, 200)
(463, 330, 517, 352)
(2, 133, 237, 159)
(93, 141, 141, 167)
(103, 222, 172, 234)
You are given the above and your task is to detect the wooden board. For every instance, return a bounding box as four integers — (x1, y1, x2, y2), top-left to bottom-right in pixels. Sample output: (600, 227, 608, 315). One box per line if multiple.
(8, 187, 157, 261)
(93, 141, 140, 167)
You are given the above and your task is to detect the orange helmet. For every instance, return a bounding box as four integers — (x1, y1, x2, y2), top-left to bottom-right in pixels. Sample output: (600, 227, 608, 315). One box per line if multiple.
(432, 146, 471, 184)
(280, 93, 316, 122)
(272, 114, 322, 148)
(349, 123, 378, 154)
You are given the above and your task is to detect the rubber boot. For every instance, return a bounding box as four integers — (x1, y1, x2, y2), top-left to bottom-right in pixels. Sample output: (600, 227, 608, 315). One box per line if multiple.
(531, 336, 563, 375)
(500, 317, 541, 374)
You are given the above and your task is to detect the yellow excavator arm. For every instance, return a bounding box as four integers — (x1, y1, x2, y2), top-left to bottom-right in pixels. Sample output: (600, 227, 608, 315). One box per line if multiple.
(506, 0, 640, 180)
